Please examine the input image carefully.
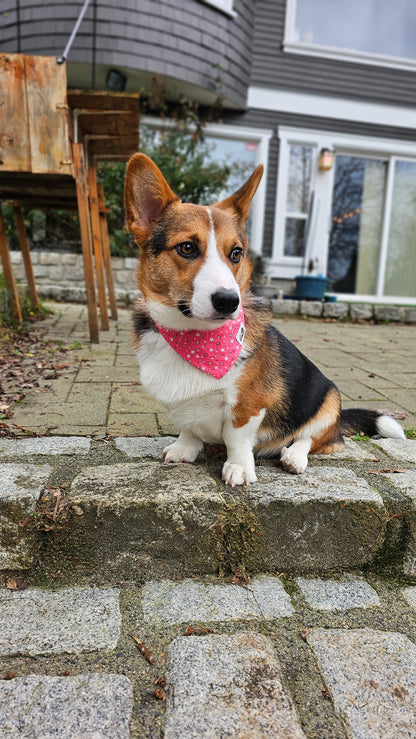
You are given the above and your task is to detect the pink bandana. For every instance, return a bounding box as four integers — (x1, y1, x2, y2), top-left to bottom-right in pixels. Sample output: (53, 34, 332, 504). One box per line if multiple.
(154, 310, 245, 379)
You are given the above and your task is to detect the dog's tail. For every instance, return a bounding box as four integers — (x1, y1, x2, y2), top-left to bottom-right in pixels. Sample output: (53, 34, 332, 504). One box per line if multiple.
(341, 408, 405, 439)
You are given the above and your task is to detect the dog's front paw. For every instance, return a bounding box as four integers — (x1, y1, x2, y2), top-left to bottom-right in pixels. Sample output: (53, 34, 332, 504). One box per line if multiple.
(222, 461, 257, 487)
(280, 445, 308, 474)
(163, 439, 201, 464)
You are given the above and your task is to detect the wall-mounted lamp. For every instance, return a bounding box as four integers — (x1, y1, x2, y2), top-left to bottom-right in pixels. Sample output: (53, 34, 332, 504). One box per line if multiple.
(106, 68, 127, 92)
(318, 148, 334, 171)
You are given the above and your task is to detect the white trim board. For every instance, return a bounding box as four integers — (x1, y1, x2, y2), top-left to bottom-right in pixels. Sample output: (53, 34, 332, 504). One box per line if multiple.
(247, 87, 416, 130)
(283, 42, 416, 73)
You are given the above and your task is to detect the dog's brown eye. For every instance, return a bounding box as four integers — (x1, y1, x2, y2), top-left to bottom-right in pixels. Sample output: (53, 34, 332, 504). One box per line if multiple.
(229, 247, 243, 264)
(176, 242, 199, 258)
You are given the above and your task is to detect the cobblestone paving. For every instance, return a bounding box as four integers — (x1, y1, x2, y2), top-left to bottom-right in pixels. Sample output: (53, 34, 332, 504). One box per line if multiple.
(1, 302, 416, 736)
(9, 302, 416, 435)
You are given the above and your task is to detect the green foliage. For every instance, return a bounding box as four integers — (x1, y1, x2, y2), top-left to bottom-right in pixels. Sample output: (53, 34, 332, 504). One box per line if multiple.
(140, 124, 231, 205)
(96, 161, 132, 258)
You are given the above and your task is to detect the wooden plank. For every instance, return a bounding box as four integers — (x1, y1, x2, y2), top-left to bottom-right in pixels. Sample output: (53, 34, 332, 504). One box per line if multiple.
(88, 165, 109, 330)
(67, 90, 140, 114)
(0, 54, 31, 172)
(0, 172, 77, 206)
(77, 112, 139, 138)
(72, 143, 99, 344)
(87, 136, 139, 159)
(97, 182, 118, 321)
(24, 55, 73, 176)
(13, 204, 39, 308)
(0, 209, 22, 322)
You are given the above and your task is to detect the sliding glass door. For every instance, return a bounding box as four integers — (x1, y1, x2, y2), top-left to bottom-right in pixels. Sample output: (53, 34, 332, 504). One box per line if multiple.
(383, 160, 416, 297)
(327, 153, 416, 298)
(272, 128, 416, 299)
(327, 154, 387, 294)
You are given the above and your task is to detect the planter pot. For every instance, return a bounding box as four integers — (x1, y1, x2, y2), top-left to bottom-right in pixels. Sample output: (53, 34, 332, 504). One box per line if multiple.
(295, 275, 328, 301)
(252, 284, 277, 299)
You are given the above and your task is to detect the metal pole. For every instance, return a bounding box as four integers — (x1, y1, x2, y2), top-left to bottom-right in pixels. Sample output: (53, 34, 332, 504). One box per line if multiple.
(16, 0, 21, 53)
(57, 0, 92, 64)
(91, 0, 97, 88)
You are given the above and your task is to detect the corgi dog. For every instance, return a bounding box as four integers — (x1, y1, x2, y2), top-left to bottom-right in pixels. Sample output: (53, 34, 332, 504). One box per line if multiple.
(124, 154, 405, 486)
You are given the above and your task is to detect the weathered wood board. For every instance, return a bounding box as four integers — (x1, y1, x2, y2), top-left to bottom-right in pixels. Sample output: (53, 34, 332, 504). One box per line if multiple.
(24, 55, 73, 176)
(0, 54, 31, 172)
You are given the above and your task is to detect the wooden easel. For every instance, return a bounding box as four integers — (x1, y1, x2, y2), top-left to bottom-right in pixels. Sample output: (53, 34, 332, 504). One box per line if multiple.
(0, 54, 139, 342)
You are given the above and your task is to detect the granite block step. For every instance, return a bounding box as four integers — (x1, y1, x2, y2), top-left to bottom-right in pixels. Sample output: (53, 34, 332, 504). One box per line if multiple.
(48, 461, 389, 581)
(1, 436, 415, 583)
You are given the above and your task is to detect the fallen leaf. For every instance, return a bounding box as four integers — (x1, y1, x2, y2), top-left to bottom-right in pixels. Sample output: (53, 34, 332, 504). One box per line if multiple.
(183, 625, 213, 636)
(1, 671, 17, 680)
(153, 688, 166, 701)
(130, 634, 155, 664)
(6, 578, 17, 591)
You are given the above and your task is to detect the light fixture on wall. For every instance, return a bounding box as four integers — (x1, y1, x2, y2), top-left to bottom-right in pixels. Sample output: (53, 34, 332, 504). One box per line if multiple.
(318, 148, 334, 171)
(106, 68, 127, 92)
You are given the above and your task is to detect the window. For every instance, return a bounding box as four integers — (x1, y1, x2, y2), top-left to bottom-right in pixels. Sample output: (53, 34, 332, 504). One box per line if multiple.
(271, 127, 416, 301)
(285, 0, 416, 70)
(284, 145, 313, 257)
(201, 0, 235, 17)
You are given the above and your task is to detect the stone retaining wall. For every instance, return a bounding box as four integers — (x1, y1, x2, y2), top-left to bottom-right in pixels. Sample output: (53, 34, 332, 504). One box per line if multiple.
(6, 250, 140, 305)
(2, 250, 416, 322)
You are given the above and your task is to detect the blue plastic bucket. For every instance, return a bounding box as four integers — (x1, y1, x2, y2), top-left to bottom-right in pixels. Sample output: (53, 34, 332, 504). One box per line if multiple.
(295, 275, 329, 300)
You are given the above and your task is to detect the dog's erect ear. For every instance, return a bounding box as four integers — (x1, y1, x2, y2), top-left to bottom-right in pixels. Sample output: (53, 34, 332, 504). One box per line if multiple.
(213, 164, 264, 222)
(124, 154, 178, 242)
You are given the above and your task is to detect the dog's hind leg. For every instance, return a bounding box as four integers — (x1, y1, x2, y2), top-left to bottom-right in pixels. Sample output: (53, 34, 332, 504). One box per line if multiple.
(280, 438, 312, 474)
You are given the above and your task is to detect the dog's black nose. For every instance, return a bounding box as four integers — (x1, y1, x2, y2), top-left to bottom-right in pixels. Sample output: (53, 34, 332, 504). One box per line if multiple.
(211, 289, 240, 315)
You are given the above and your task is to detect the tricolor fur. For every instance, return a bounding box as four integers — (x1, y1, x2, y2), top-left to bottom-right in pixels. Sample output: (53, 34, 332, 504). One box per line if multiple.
(125, 154, 405, 486)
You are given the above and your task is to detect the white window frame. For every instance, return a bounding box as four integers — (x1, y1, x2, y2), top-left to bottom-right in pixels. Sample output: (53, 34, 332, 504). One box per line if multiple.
(270, 126, 416, 304)
(284, 0, 416, 73)
(201, 0, 236, 18)
(142, 116, 272, 256)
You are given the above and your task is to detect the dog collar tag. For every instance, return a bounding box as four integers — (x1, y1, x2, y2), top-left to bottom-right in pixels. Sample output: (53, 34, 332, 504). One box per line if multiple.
(154, 309, 245, 379)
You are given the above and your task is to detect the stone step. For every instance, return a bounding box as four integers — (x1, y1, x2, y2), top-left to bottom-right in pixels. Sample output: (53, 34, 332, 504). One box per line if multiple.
(2, 577, 416, 737)
(0, 436, 415, 583)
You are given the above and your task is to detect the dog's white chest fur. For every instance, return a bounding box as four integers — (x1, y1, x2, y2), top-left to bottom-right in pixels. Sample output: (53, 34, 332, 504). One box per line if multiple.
(137, 331, 241, 444)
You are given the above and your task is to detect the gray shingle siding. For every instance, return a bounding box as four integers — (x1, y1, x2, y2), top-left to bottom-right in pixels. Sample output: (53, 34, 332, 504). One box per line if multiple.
(1, 0, 254, 108)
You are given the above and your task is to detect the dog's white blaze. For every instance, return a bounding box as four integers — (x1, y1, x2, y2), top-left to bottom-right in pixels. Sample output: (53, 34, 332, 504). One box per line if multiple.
(190, 208, 240, 320)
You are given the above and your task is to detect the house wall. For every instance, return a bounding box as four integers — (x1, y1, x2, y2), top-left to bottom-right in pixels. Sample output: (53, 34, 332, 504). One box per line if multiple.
(251, 0, 416, 108)
(220, 1, 416, 261)
(223, 109, 416, 258)
(0, 0, 254, 108)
